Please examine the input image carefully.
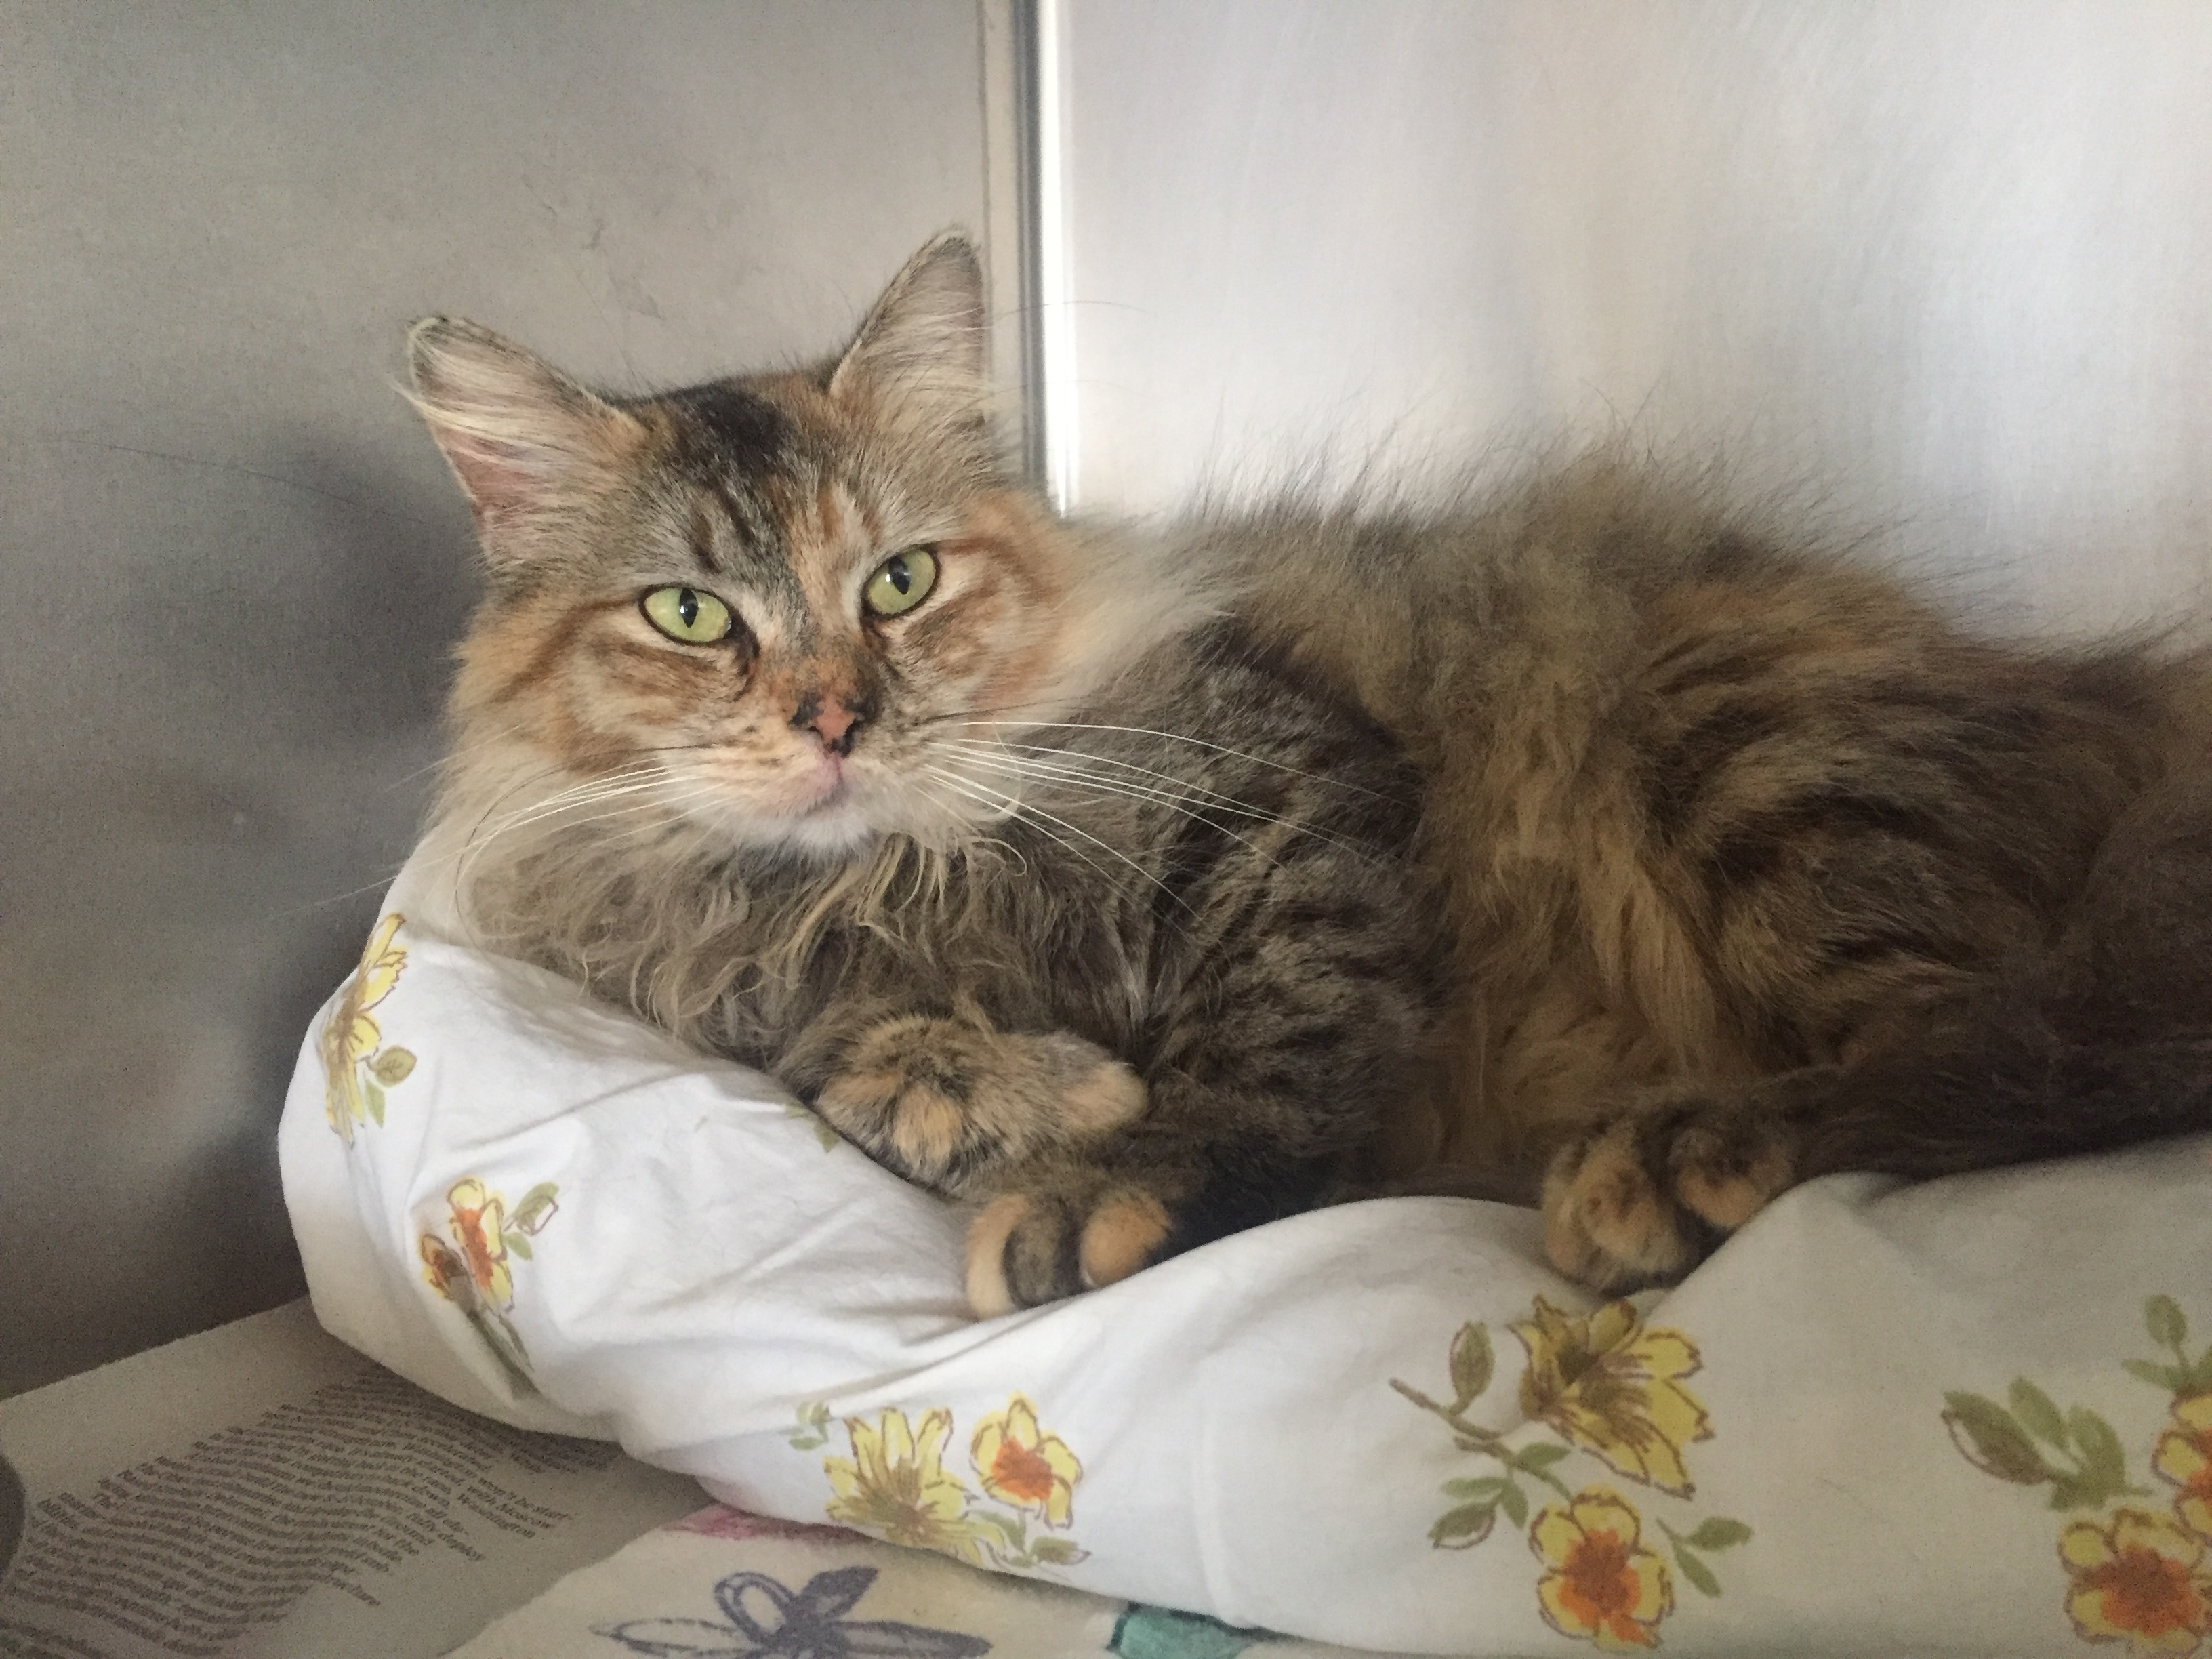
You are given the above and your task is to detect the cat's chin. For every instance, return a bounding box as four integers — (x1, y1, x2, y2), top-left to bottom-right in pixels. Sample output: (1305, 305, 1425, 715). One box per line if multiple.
(716, 806, 885, 865)
(677, 782, 971, 867)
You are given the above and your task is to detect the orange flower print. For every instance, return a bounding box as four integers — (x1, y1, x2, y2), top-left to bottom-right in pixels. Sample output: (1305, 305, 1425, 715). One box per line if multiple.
(1530, 1488, 1674, 1651)
(419, 1176, 560, 1311)
(417, 1176, 560, 1389)
(969, 1396, 1082, 1528)
(419, 1232, 476, 1309)
(808, 1400, 1090, 1573)
(447, 1178, 514, 1305)
(2156, 1396, 2212, 1541)
(2059, 1509, 2212, 1654)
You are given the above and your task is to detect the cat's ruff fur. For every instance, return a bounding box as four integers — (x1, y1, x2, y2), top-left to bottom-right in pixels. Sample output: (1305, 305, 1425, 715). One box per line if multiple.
(411, 232, 2212, 1310)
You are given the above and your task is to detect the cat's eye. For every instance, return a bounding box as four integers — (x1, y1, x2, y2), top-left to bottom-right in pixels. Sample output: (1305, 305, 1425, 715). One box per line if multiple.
(641, 585, 735, 644)
(863, 548, 938, 618)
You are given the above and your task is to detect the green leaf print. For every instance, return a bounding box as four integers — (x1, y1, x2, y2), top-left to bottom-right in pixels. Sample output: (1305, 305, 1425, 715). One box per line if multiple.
(1448, 1323, 1494, 1412)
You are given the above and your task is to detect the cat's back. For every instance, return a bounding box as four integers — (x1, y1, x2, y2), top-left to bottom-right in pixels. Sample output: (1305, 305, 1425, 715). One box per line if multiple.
(1212, 460, 1891, 747)
(1210, 455, 2205, 794)
(1202, 456, 2212, 1168)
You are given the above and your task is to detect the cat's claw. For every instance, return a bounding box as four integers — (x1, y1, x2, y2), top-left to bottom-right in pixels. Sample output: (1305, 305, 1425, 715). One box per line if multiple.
(964, 1175, 1173, 1316)
(1540, 1102, 1797, 1291)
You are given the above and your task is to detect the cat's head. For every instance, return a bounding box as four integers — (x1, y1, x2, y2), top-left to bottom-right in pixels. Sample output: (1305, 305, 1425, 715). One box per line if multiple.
(411, 234, 1185, 864)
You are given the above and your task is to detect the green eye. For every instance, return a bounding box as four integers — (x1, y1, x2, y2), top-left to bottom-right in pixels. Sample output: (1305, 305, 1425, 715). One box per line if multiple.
(642, 585, 734, 644)
(863, 548, 938, 618)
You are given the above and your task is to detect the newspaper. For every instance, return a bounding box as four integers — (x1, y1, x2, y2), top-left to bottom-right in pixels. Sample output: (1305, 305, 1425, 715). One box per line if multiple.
(0, 1300, 703, 1659)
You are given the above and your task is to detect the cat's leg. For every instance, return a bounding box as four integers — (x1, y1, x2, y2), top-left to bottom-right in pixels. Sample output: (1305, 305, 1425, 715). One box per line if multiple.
(811, 1007, 1361, 1315)
(1544, 766, 2212, 1289)
(958, 1081, 1356, 1316)
(811, 1008, 1146, 1195)
(1537, 1067, 1835, 1290)
(958, 878, 1444, 1312)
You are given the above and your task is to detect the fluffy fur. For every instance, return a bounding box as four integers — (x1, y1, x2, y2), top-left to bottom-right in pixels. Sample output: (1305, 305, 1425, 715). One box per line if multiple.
(411, 237, 1448, 1314)
(1224, 462, 2212, 1283)
(414, 232, 2212, 1309)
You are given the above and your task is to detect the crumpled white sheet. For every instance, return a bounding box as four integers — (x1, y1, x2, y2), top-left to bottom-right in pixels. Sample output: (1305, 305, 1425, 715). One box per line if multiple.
(283, 853, 2212, 1656)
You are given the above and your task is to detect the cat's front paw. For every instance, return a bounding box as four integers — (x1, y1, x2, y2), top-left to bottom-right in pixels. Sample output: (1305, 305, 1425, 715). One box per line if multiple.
(963, 1167, 1177, 1317)
(815, 1017, 1145, 1195)
(1540, 1090, 1801, 1291)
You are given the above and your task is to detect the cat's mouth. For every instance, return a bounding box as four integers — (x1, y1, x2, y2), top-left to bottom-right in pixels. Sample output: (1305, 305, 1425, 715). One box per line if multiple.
(790, 756, 853, 816)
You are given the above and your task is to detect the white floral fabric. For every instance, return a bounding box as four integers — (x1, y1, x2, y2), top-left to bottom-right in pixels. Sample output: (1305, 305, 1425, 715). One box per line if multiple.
(283, 855, 2212, 1656)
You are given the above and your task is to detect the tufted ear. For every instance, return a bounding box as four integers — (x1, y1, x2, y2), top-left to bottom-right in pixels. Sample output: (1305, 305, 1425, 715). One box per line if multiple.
(405, 317, 642, 541)
(828, 232, 989, 448)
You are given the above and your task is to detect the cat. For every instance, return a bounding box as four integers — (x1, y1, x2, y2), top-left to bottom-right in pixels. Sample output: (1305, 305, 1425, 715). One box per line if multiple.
(411, 232, 2212, 1307)
(406, 234, 1450, 1315)
(1225, 458, 2212, 1286)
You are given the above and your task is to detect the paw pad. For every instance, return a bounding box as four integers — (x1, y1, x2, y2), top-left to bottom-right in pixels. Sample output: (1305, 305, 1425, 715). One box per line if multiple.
(964, 1193, 1035, 1319)
(1544, 1126, 1697, 1289)
(1541, 1109, 1797, 1290)
(1077, 1189, 1170, 1290)
(962, 1179, 1177, 1318)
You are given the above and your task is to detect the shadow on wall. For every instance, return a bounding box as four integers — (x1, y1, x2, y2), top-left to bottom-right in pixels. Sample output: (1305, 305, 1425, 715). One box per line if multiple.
(0, 0, 994, 1395)
(0, 437, 476, 1397)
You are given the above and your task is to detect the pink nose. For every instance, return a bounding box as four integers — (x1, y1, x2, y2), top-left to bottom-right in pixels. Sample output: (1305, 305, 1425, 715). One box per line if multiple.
(810, 703, 857, 751)
(791, 692, 869, 757)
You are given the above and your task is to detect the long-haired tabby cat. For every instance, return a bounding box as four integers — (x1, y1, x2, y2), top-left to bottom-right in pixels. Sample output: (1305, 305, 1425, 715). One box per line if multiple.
(408, 235, 1448, 1315)
(410, 233, 2212, 1311)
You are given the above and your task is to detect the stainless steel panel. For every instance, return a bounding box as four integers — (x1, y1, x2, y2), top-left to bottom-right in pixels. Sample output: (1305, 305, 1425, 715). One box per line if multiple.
(0, 2, 991, 1392)
(1061, 1, 2212, 630)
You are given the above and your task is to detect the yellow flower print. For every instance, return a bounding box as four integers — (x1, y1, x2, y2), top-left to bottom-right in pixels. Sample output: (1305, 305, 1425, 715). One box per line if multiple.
(1530, 1488, 1674, 1651)
(970, 1395, 1083, 1528)
(2060, 1508, 2212, 1653)
(418, 1177, 561, 1312)
(1515, 1298, 1713, 1497)
(417, 1176, 560, 1385)
(2156, 1396, 2212, 1541)
(825, 1409, 987, 1564)
(320, 913, 414, 1142)
(808, 1400, 1090, 1572)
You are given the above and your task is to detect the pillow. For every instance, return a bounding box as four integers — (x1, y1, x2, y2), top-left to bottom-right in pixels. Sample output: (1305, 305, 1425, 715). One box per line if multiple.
(282, 853, 2212, 1656)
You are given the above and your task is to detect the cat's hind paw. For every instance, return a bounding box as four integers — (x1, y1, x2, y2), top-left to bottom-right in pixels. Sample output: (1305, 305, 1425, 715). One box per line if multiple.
(1540, 1097, 1798, 1291)
(964, 1174, 1174, 1317)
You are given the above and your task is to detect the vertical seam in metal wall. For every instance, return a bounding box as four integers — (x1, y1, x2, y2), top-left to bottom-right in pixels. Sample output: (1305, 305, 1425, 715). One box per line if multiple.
(979, 1, 1037, 482)
(1031, 0, 1075, 511)
(979, 0, 1069, 509)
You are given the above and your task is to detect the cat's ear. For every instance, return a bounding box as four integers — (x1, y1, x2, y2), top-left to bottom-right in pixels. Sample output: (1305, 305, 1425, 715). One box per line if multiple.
(406, 318, 643, 541)
(828, 232, 990, 451)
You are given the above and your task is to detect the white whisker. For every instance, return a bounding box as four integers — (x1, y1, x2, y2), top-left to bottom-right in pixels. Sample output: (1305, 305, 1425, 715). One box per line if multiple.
(923, 766, 1127, 897)
(384, 719, 527, 792)
(945, 746, 1305, 876)
(945, 718, 1399, 802)
(941, 739, 1370, 859)
(454, 769, 698, 889)
(924, 764, 1193, 918)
